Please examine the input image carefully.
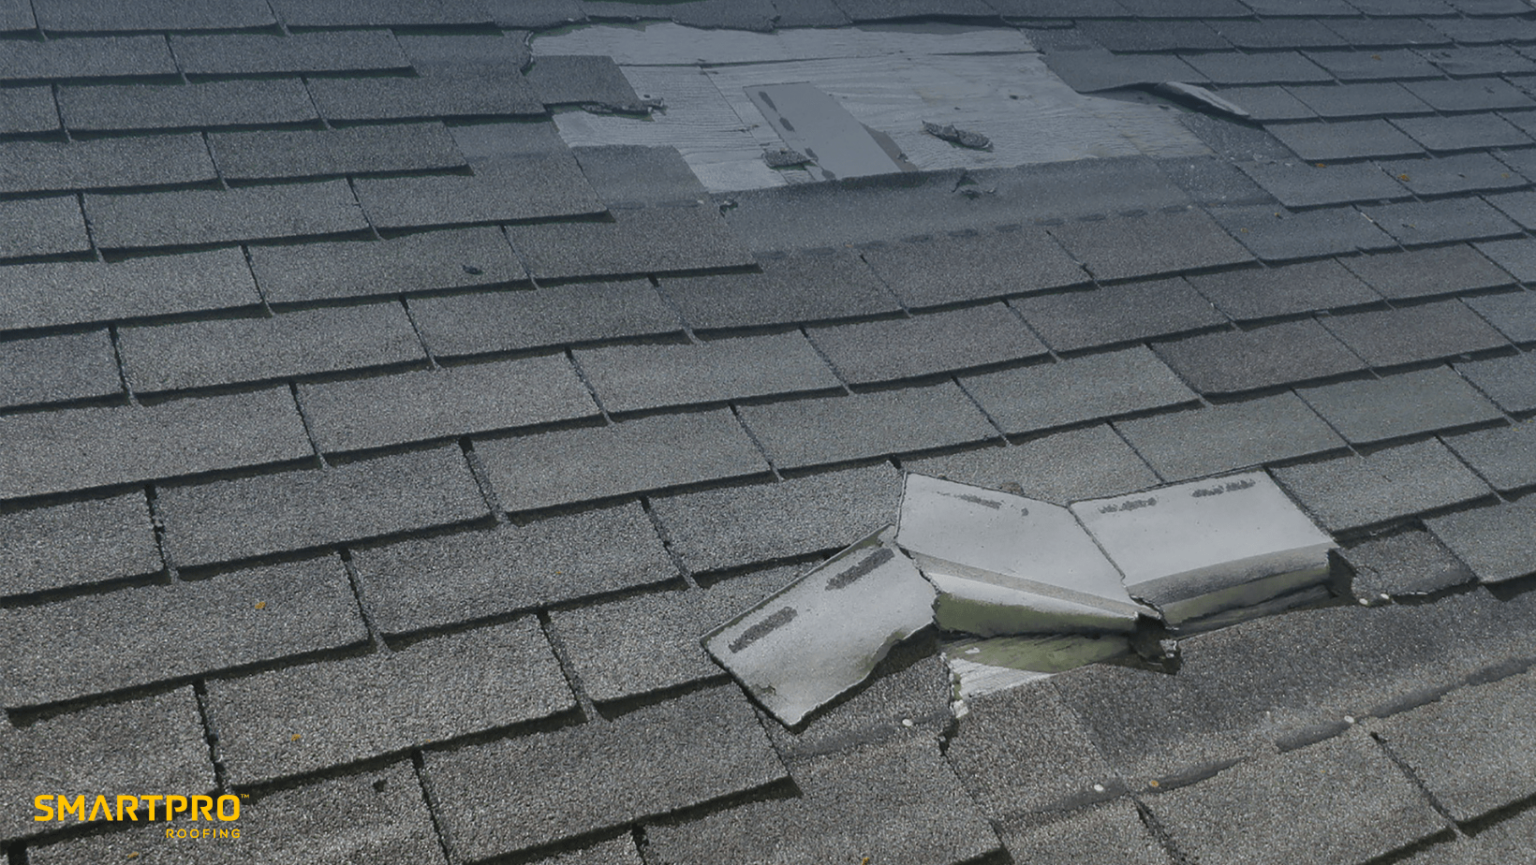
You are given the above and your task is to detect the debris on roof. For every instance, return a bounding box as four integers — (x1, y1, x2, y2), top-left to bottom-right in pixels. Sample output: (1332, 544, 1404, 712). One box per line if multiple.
(922, 121, 992, 150)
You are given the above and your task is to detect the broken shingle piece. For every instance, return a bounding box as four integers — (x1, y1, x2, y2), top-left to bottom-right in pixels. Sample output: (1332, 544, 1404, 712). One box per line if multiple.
(703, 527, 935, 727)
(1072, 472, 1336, 627)
(896, 474, 1145, 636)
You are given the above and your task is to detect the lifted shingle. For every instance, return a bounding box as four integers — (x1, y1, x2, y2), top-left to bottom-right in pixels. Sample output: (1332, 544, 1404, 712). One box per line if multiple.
(268, 0, 494, 27)
(963, 346, 1197, 434)
(1298, 366, 1504, 444)
(1153, 319, 1364, 395)
(1305, 49, 1443, 81)
(249, 228, 523, 306)
(308, 72, 544, 123)
(1319, 301, 1510, 367)
(1268, 120, 1424, 161)
(353, 153, 604, 230)
(86, 181, 367, 251)
(1001, 801, 1173, 865)
(1289, 82, 1435, 119)
(0, 86, 60, 134)
(1380, 153, 1527, 196)
(1392, 113, 1532, 153)
(1272, 439, 1491, 531)
(905, 426, 1159, 504)
(1181, 51, 1333, 86)
(0, 492, 159, 598)
(1465, 290, 1536, 343)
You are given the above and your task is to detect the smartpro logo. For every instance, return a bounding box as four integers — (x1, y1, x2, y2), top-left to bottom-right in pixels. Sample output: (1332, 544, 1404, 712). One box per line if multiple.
(33, 794, 243, 838)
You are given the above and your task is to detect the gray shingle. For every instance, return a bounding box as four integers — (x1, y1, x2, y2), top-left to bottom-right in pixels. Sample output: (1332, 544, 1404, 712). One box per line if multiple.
(1153, 157, 1269, 209)
(1435, 16, 1536, 42)
(1209, 205, 1396, 261)
(1456, 351, 1536, 412)
(1153, 319, 1365, 395)
(1000, 801, 1174, 865)
(209, 619, 573, 785)
(1341, 245, 1514, 301)
(858, 228, 1089, 309)
(831, 0, 996, 19)
(0, 86, 59, 134)
(59, 79, 315, 132)
(86, 181, 368, 250)
(903, 425, 1160, 504)
(268, 0, 494, 26)
(660, 247, 900, 332)
(0, 34, 174, 81)
(158, 446, 488, 568)
(33, 0, 274, 30)
(809, 304, 1046, 385)
(308, 72, 544, 123)
(1298, 366, 1504, 444)
(0, 556, 367, 709)
(1397, 810, 1536, 865)
(570, 145, 707, 209)
(1305, 49, 1444, 81)
(0, 388, 310, 501)
(249, 228, 522, 307)
(527, 54, 640, 108)
(351, 502, 676, 637)
(1474, 236, 1536, 280)
(1393, 113, 1532, 152)
(1213, 19, 1346, 49)
(1187, 260, 1380, 321)
(0, 492, 158, 598)
(738, 382, 998, 469)
(644, 737, 1000, 865)
(0, 247, 260, 333)
(1116, 393, 1346, 481)
(426, 685, 786, 862)
(210, 124, 465, 182)
(1146, 732, 1445, 865)
(1344, 0, 1453, 12)
(169, 30, 410, 76)
(1426, 500, 1536, 582)
(962, 347, 1198, 433)
(1042, 48, 1209, 94)
(1380, 153, 1527, 196)
(1267, 120, 1424, 161)
(1322, 16, 1450, 46)
(353, 154, 604, 229)
(1446, 421, 1536, 492)
(1484, 187, 1536, 227)
(0, 690, 211, 843)
(412, 280, 680, 358)
(29, 762, 446, 865)
(1288, 82, 1434, 118)
(1360, 198, 1521, 245)
(1012, 278, 1227, 352)
(1341, 528, 1476, 599)
(1374, 670, 1536, 822)
(0, 0, 32, 30)
(1405, 78, 1535, 112)
(0, 329, 119, 408)
(1272, 439, 1492, 532)
(300, 357, 597, 455)
(553, 565, 796, 703)
(1079, 19, 1228, 51)
(0, 195, 89, 260)
(487, 0, 586, 27)
(0, 134, 216, 194)
(118, 303, 424, 394)
(1421, 44, 1536, 76)
(507, 205, 754, 280)
(1236, 161, 1411, 208)
(1181, 51, 1333, 86)
(1119, 0, 1250, 15)
(1320, 301, 1510, 367)
(1212, 86, 1316, 122)
(648, 464, 903, 575)
(574, 331, 839, 414)
(1046, 209, 1253, 282)
(1466, 290, 1536, 342)
(476, 409, 768, 512)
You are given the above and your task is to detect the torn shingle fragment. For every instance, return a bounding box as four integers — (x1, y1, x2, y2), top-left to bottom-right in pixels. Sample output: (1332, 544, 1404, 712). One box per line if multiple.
(922, 121, 992, 151)
(1071, 472, 1337, 628)
(763, 147, 812, 168)
(703, 527, 935, 727)
(1151, 82, 1252, 120)
(896, 473, 1146, 636)
(944, 633, 1131, 701)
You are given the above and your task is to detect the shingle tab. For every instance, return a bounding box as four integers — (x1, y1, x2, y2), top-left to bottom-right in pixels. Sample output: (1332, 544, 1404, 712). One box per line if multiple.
(476, 409, 767, 513)
(209, 619, 574, 785)
(351, 502, 676, 637)
(1421, 44, 1536, 76)
(1146, 733, 1445, 865)
(308, 72, 545, 123)
(858, 228, 1089, 309)
(210, 124, 465, 182)
(1483, 188, 1536, 227)
(1182, 51, 1333, 85)
(507, 205, 754, 279)
(1305, 49, 1443, 81)
(1046, 209, 1253, 281)
(1187, 260, 1380, 321)
(353, 154, 604, 229)
(1322, 16, 1449, 46)
(34, 0, 274, 30)
(1012, 278, 1227, 352)
(1116, 393, 1346, 481)
(1287, 83, 1434, 119)
(1001, 801, 1174, 865)
(1445, 421, 1536, 492)
(1236, 161, 1411, 208)
(904, 425, 1160, 505)
(0, 388, 311, 501)
(1405, 78, 1535, 112)
(1080, 19, 1228, 52)
(1268, 120, 1424, 161)
(0, 492, 158, 598)
(0, 195, 89, 259)
(86, 181, 367, 250)
(649, 465, 903, 574)
(1473, 236, 1536, 280)
(1466, 290, 1536, 342)
(1319, 301, 1510, 367)
(118, 303, 425, 394)
(268, 0, 494, 26)
(1153, 319, 1365, 395)
(809, 304, 1045, 385)
(0, 556, 367, 709)
(0, 34, 174, 81)
(1272, 439, 1492, 531)
(661, 247, 900, 332)
(1341, 528, 1476, 599)
(249, 229, 522, 306)
(962, 347, 1197, 433)
(0, 329, 119, 408)
(1212, 19, 1346, 49)
(1209, 205, 1396, 261)
(412, 280, 680, 358)
(571, 145, 707, 208)
(170, 31, 411, 76)
(1427, 500, 1536, 583)
(1298, 366, 1504, 444)
(738, 382, 997, 469)
(0, 690, 211, 843)
(1341, 246, 1514, 301)
(0, 86, 60, 134)
(527, 54, 641, 108)
(426, 685, 786, 862)
(1210, 86, 1316, 122)
(0, 134, 216, 194)
(59, 79, 315, 131)
(0, 247, 260, 333)
(575, 331, 839, 414)
(158, 446, 489, 568)
(1366, 197, 1523, 246)
(1393, 113, 1532, 152)
(1456, 351, 1536, 412)
(1381, 153, 1526, 196)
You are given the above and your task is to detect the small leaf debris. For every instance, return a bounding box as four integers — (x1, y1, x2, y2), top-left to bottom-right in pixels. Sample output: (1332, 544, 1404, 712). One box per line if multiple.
(922, 121, 991, 150)
(254, 601, 266, 610)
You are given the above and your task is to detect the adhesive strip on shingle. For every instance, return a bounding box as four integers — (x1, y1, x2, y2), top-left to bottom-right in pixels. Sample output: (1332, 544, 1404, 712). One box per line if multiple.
(1071, 472, 1336, 626)
(895, 473, 1145, 636)
(703, 527, 935, 727)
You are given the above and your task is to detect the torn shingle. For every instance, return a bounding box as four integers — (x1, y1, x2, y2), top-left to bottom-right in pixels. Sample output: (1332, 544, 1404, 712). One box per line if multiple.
(1187, 260, 1379, 321)
(1425, 500, 1536, 583)
(1341, 528, 1477, 600)
(85, 181, 368, 250)
(0, 492, 159, 598)
(1272, 440, 1492, 532)
(962, 346, 1197, 435)
(904, 426, 1159, 505)
(1115, 393, 1345, 482)
(1318, 301, 1511, 367)
(1153, 319, 1364, 396)
(1011, 278, 1227, 353)
(1297, 366, 1504, 445)
(0, 556, 367, 709)
(660, 247, 900, 332)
